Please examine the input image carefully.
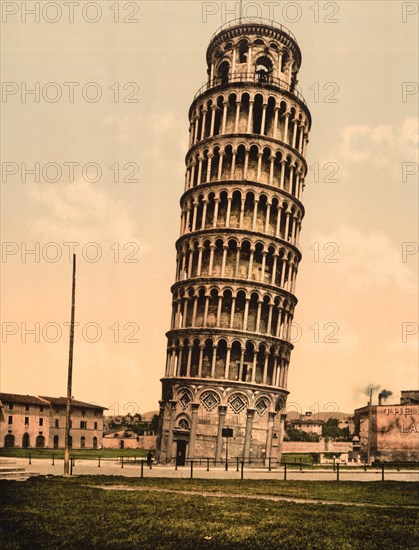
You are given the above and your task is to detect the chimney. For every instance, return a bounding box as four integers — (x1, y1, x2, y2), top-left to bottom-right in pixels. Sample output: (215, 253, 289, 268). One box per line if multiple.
(378, 393, 383, 406)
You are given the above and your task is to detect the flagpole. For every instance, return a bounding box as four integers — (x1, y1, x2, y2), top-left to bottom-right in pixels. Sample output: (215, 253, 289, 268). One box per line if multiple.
(64, 254, 76, 476)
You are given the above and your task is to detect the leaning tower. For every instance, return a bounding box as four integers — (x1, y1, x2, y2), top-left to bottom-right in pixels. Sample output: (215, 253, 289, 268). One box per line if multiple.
(157, 18, 311, 465)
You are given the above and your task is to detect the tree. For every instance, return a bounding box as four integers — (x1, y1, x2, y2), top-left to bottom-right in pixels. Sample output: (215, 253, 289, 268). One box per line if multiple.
(285, 428, 320, 442)
(150, 414, 160, 434)
(322, 418, 341, 439)
(322, 418, 351, 440)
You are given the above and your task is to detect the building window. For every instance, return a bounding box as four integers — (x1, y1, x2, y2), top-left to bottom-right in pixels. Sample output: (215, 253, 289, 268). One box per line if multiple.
(39, 418, 43, 426)
(8, 416, 13, 425)
(25, 404, 30, 411)
(8, 403, 13, 410)
(94, 421, 98, 430)
(81, 409, 86, 416)
(40, 406, 44, 412)
(80, 421, 86, 429)
(55, 419, 59, 428)
(80, 436, 86, 449)
(178, 418, 190, 430)
(25, 417, 29, 425)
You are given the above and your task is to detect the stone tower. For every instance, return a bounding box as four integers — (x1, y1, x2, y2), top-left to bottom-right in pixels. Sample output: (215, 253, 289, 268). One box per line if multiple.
(157, 18, 311, 465)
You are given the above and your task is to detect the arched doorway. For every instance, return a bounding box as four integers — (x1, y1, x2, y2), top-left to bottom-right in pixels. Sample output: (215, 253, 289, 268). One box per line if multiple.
(53, 435, 59, 449)
(4, 434, 15, 448)
(36, 435, 45, 448)
(22, 433, 30, 448)
(93, 436, 98, 450)
(80, 436, 86, 449)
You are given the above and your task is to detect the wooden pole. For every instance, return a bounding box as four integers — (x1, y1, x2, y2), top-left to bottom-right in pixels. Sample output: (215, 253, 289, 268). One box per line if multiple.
(367, 388, 372, 466)
(64, 254, 76, 476)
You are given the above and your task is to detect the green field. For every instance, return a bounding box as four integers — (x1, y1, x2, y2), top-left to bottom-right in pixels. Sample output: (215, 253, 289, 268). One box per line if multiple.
(1, 477, 418, 549)
(0, 448, 148, 460)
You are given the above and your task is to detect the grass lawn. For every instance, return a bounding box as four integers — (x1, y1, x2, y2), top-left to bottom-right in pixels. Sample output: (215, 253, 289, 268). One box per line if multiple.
(0, 448, 149, 460)
(0, 477, 418, 549)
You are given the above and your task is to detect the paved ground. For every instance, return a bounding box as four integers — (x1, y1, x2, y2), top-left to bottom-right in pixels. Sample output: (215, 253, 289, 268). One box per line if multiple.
(1, 457, 418, 482)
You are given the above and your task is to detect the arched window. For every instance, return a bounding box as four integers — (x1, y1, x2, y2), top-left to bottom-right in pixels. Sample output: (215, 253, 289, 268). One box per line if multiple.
(281, 51, 289, 73)
(178, 418, 190, 430)
(238, 40, 249, 64)
(255, 56, 273, 84)
(217, 61, 230, 85)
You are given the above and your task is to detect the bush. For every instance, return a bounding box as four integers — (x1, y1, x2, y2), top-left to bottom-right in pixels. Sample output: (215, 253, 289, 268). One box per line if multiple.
(285, 429, 320, 442)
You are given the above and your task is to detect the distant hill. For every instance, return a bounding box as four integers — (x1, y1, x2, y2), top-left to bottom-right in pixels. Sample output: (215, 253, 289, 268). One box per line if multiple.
(141, 410, 159, 421)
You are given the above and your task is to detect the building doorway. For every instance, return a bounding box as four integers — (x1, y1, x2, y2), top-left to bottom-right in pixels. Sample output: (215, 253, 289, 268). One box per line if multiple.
(175, 440, 187, 466)
(4, 434, 15, 448)
(53, 435, 59, 449)
(22, 433, 30, 448)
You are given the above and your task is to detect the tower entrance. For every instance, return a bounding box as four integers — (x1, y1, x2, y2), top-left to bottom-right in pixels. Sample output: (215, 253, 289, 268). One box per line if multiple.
(175, 440, 187, 466)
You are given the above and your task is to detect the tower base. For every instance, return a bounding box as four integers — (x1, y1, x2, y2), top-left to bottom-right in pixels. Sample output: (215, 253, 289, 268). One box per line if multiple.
(157, 378, 287, 466)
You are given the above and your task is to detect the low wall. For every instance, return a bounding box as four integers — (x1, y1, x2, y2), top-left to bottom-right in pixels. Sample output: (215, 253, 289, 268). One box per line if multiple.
(103, 435, 157, 450)
(282, 441, 352, 454)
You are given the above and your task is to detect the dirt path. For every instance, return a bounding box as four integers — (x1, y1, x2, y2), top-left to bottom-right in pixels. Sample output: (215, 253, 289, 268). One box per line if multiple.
(88, 484, 418, 509)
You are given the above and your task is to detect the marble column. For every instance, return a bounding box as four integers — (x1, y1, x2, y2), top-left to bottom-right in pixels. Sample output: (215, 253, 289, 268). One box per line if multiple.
(187, 403, 200, 459)
(215, 405, 227, 463)
(166, 400, 177, 462)
(243, 409, 255, 461)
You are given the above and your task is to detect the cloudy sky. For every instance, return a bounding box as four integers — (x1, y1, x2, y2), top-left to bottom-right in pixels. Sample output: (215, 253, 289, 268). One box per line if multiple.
(2, 0, 418, 417)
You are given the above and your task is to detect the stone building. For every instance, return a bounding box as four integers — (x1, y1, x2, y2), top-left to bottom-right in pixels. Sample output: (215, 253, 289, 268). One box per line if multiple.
(287, 412, 323, 436)
(157, 18, 311, 465)
(0, 392, 106, 449)
(354, 391, 419, 463)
